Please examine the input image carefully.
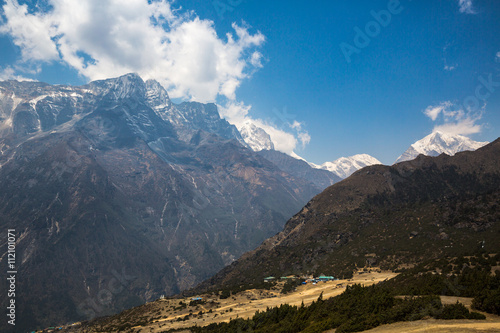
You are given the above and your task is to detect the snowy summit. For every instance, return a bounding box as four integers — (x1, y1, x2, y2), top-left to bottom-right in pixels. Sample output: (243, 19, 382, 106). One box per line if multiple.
(239, 121, 275, 151)
(395, 131, 489, 164)
(317, 154, 382, 179)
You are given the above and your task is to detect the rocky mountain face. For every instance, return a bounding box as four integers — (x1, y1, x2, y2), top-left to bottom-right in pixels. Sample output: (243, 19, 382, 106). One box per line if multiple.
(195, 138, 500, 292)
(395, 131, 489, 164)
(238, 121, 274, 151)
(145, 80, 246, 146)
(317, 154, 382, 179)
(0, 74, 319, 331)
(257, 149, 341, 190)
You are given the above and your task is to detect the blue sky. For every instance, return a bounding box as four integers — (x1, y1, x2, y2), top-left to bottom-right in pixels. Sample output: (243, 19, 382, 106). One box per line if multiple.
(0, 0, 499, 164)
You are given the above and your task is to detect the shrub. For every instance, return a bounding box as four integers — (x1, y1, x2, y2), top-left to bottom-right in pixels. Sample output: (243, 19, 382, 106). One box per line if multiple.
(473, 288, 500, 315)
(436, 302, 485, 320)
(219, 290, 231, 299)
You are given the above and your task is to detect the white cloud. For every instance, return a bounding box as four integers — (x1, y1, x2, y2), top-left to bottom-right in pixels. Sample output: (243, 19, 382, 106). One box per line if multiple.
(290, 120, 302, 130)
(424, 101, 484, 136)
(0, 0, 265, 102)
(250, 51, 263, 68)
(218, 100, 251, 126)
(424, 101, 451, 121)
(298, 131, 311, 147)
(458, 0, 475, 14)
(0, 1, 59, 62)
(253, 119, 299, 154)
(219, 101, 310, 155)
(496, 51, 500, 63)
(0, 66, 35, 81)
(433, 116, 482, 135)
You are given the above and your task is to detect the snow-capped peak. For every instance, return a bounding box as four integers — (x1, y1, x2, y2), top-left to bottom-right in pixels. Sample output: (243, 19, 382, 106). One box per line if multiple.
(238, 121, 274, 151)
(395, 131, 489, 164)
(317, 154, 382, 179)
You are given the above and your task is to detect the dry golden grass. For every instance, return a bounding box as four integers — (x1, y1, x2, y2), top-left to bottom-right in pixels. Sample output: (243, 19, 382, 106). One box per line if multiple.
(357, 318, 500, 333)
(130, 269, 397, 332)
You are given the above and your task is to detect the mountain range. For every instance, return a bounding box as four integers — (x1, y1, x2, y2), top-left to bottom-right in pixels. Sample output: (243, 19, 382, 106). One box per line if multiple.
(238, 125, 488, 180)
(234, 118, 383, 179)
(54, 136, 500, 333)
(195, 138, 500, 292)
(0, 73, 494, 331)
(0, 74, 325, 331)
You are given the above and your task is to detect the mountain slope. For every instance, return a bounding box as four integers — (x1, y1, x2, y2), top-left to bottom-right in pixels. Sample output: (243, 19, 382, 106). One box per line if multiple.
(395, 131, 489, 164)
(0, 74, 319, 332)
(194, 138, 500, 292)
(257, 149, 341, 190)
(318, 154, 382, 179)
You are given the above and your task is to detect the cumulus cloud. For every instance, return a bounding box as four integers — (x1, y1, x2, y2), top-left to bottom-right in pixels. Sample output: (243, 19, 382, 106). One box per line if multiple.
(1, 0, 310, 157)
(218, 100, 251, 126)
(424, 101, 484, 135)
(219, 101, 311, 155)
(0, 0, 265, 102)
(458, 0, 475, 14)
(0, 1, 59, 62)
